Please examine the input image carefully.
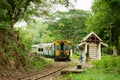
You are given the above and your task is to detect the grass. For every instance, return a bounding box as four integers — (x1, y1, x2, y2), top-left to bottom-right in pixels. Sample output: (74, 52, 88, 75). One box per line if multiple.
(71, 53, 80, 59)
(25, 56, 53, 71)
(57, 55, 120, 80)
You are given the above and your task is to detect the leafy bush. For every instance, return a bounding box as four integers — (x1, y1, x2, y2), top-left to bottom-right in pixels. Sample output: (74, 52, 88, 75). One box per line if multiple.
(25, 56, 53, 71)
(71, 53, 80, 59)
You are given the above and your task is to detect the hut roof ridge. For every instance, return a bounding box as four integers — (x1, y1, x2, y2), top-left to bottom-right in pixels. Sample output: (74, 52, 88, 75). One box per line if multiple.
(81, 32, 102, 42)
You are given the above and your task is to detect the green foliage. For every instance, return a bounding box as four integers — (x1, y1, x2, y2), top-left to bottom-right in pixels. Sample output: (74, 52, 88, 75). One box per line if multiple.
(102, 46, 114, 55)
(17, 29, 33, 50)
(86, 0, 120, 54)
(92, 56, 120, 69)
(48, 10, 90, 46)
(17, 21, 54, 44)
(0, 0, 70, 28)
(25, 56, 53, 70)
(71, 53, 80, 59)
(101, 54, 112, 59)
(0, 0, 34, 28)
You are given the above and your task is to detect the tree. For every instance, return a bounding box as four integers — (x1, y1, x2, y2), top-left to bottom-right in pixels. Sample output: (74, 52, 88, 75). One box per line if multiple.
(0, 0, 32, 28)
(0, 0, 71, 71)
(48, 10, 90, 46)
(18, 20, 54, 46)
(86, 0, 120, 54)
(0, 0, 70, 29)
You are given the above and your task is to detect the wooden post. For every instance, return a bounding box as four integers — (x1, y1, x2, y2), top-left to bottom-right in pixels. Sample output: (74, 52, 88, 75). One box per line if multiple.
(77, 65, 82, 69)
(98, 43, 101, 60)
(82, 43, 87, 61)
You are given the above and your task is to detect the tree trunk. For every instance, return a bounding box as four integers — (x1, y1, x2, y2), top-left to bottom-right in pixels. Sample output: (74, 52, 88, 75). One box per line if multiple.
(115, 32, 119, 55)
(11, 18, 14, 29)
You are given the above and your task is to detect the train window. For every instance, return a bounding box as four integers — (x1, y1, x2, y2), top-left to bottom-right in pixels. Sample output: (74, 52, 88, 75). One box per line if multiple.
(41, 48, 43, 51)
(64, 45, 69, 50)
(55, 45, 60, 50)
(38, 48, 40, 51)
(38, 48, 43, 51)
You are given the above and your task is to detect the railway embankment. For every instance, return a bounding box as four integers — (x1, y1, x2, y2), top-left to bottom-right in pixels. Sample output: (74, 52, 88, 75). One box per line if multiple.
(16, 57, 92, 80)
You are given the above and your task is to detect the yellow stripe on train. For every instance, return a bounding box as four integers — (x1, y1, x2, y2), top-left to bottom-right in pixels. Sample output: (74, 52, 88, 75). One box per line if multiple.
(65, 50, 69, 56)
(56, 50, 60, 56)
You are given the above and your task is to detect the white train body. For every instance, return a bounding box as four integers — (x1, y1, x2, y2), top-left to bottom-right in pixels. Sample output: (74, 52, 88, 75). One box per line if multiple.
(31, 43, 54, 57)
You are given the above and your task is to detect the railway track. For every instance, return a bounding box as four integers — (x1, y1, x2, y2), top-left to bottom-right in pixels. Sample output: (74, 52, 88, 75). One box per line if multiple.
(17, 62, 70, 80)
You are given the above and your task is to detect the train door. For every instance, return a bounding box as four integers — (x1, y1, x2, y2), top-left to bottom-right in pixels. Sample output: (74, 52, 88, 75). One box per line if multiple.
(60, 42, 64, 55)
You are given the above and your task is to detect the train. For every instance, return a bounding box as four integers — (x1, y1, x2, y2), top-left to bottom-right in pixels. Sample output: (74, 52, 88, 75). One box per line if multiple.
(31, 40, 71, 61)
(54, 40, 71, 61)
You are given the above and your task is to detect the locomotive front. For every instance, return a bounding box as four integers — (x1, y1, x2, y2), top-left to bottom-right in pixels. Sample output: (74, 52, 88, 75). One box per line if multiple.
(54, 40, 71, 61)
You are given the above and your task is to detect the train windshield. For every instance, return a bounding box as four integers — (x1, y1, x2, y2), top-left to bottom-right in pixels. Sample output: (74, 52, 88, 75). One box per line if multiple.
(64, 45, 69, 50)
(55, 45, 60, 50)
(55, 44, 69, 50)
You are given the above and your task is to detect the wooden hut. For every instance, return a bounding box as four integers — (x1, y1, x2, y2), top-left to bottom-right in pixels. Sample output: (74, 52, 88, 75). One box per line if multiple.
(77, 32, 107, 60)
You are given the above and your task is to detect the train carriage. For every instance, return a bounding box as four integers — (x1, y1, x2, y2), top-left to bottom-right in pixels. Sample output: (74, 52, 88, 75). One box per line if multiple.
(32, 43, 54, 56)
(54, 40, 71, 61)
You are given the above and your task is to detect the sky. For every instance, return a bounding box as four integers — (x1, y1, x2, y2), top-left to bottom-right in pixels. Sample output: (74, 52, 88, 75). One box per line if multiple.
(52, 0, 93, 12)
(73, 0, 93, 11)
